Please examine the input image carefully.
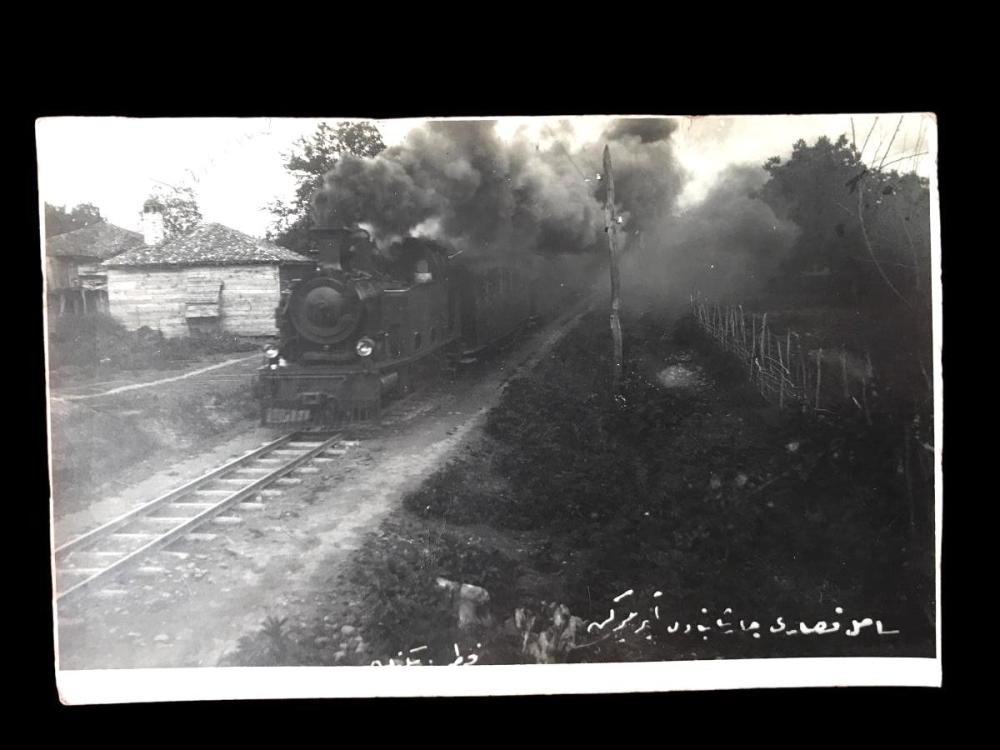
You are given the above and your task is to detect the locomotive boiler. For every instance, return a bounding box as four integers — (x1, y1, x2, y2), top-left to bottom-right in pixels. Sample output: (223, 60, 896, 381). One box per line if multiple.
(256, 224, 550, 425)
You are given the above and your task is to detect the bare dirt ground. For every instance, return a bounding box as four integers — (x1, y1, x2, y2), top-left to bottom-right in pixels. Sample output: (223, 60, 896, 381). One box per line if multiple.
(54, 303, 591, 670)
(48, 354, 266, 521)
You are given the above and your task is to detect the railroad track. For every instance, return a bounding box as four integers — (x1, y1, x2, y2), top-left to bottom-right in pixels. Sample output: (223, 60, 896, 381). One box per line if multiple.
(54, 431, 350, 603)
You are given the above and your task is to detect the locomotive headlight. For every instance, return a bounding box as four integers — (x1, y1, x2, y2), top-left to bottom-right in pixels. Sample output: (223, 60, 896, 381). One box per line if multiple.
(355, 337, 375, 357)
(264, 346, 280, 360)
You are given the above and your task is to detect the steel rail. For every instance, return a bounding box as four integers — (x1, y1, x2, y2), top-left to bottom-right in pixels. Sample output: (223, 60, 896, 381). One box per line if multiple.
(55, 431, 343, 603)
(55, 432, 300, 559)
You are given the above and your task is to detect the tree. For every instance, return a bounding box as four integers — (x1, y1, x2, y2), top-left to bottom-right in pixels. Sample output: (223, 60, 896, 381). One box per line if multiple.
(268, 121, 386, 253)
(145, 186, 202, 238)
(759, 135, 863, 273)
(758, 134, 931, 307)
(45, 202, 103, 237)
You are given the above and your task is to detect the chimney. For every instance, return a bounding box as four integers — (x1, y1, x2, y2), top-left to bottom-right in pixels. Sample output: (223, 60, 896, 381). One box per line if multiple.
(141, 198, 165, 245)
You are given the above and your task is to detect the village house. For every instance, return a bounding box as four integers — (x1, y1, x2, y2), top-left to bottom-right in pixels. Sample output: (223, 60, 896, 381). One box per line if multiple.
(45, 222, 145, 316)
(103, 205, 312, 338)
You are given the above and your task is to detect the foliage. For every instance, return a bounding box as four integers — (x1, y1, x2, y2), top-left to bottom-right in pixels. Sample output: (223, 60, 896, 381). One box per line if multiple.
(145, 185, 203, 238)
(395, 311, 934, 658)
(267, 121, 386, 253)
(223, 616, 297, 666)
(347, 521, 519, 661)
(45, 202, 103, 237)
(757, 134, 932, 308)
(513, 603, 588, 663)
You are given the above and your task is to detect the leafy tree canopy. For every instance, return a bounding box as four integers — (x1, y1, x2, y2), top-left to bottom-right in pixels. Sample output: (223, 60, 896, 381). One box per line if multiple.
(45, 202, 103, 237)
(758, 134, 931, 305)
(758, 135, 864, 267)
(268, 121, 386, 253)
(145, 185, 203, 238)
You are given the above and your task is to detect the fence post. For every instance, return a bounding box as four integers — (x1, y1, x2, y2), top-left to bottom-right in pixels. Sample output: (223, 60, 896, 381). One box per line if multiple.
(904, 419, 915, 532)
(798, 337, 809, 410)
(841, 348, 849, 399)
(815, 348, 823, 410)
(779, 361, 785, 410)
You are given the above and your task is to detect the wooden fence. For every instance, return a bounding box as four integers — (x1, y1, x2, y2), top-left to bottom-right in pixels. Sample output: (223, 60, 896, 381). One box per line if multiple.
(690, 295, 876, 421)
(690, 294, 936, 536)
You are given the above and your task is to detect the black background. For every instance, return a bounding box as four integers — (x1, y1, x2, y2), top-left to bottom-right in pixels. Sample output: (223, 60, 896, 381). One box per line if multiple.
(15, 20, 965, 734)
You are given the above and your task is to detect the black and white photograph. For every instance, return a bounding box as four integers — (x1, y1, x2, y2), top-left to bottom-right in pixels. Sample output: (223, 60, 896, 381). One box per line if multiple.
(39, 114, 941, 701)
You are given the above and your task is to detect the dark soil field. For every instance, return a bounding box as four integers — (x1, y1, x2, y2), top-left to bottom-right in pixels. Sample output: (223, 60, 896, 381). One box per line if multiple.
(229, 308, 936, 667)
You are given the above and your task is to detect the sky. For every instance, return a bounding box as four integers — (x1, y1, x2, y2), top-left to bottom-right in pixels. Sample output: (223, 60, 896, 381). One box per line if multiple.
(35, 114, 936, 239)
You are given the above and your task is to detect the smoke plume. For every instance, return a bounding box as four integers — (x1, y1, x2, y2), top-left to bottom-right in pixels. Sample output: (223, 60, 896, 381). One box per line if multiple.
(312, 118, 687, 257)
(312, 117, 797, 304)
(602, 117, 678, 144)
(620, 164, 799, 309)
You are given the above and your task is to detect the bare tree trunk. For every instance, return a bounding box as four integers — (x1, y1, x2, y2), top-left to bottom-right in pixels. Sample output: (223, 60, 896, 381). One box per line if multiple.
(603, 145, 623, 401)
(857, 180, 911, 308)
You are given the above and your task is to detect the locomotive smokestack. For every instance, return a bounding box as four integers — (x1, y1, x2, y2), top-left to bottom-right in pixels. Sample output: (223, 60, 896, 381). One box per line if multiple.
(310, 226, 352, 273)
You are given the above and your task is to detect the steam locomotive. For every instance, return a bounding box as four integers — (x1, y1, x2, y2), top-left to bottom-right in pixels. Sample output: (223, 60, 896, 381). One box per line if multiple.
(256, 225, 559, 425)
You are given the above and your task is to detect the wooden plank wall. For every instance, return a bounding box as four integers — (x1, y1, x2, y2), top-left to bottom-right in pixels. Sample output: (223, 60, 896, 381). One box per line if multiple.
(218, 265, 281, 336)
(45, 257, 76, 291)
(107, 264, 281, 337)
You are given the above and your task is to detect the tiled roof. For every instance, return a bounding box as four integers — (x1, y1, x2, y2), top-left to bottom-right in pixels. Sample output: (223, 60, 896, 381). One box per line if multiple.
(46, 222, 145, 260)
(103, 223, 312, 268)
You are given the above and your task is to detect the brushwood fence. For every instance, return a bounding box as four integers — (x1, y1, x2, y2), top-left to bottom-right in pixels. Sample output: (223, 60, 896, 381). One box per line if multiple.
(690, 294, 936, 534)
(691, 296, 877, 421)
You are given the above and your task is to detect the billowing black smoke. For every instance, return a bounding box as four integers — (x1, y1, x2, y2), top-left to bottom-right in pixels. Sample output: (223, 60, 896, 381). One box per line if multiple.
(602, 117, 678, 144)
(313, 120, 604, 255)
(311, 117, 797, 305)
(591, 118, 687, 235)
(312, 118, 688, 257)
(619, 164, 799, 310)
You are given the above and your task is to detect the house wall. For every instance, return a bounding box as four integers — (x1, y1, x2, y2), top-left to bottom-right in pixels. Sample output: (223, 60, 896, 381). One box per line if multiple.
(218, 265, 282, 336)
(45, 256, 78, 291)
(107, 264, 283, 337)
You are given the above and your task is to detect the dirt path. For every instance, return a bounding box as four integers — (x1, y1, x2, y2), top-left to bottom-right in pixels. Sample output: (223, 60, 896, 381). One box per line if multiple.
(56, 303, 591, 670)
(51, 354, 261, 402)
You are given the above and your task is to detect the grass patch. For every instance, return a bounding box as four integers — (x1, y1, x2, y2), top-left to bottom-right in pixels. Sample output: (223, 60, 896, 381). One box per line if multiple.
(374, 310, 934, 662)
(250, 308, 934, 666)
(47, 313, 259, 377)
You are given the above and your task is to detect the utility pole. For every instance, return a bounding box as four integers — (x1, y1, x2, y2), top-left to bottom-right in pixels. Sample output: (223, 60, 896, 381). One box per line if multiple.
(603, 145, 623, 401)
